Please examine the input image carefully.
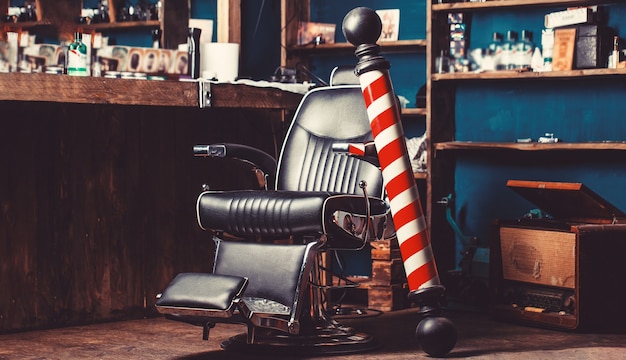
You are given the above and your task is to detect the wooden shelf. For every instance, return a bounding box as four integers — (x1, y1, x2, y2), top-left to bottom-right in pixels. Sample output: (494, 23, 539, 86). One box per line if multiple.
(402, 107, 427, 116)
(432, 0, 606, 12)
(288, 39, 427, 55)
(2, 20, 160, 31)
(2, 20, 52, 29)
(78, 20, 161, 31)
(0, 73, 304, 110)
(433, 67, 626, 82)
(434, 141, 626, 151)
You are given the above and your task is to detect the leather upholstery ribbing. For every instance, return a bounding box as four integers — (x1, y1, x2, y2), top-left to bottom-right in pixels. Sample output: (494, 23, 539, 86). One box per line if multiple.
(198, 190, 332, 237)
(276, 86, 383, 197)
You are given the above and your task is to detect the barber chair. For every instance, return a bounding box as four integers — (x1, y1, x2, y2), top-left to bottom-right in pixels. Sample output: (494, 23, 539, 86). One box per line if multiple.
(155, 82, 395, 355)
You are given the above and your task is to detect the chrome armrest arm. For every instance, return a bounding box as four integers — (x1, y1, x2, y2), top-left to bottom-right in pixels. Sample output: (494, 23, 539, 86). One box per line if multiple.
(331, 141, 379, 168)
(194, 143, 277, 189)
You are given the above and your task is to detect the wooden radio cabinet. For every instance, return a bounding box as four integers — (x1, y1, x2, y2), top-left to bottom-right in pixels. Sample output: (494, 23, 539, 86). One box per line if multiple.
(490, 180, 626, 332)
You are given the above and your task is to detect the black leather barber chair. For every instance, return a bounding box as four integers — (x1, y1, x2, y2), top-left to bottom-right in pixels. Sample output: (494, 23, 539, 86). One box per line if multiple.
(156, 82, 394, 355)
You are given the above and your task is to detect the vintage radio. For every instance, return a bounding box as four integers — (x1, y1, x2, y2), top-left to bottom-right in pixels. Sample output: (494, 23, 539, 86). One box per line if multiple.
(491, 180, 626, 331)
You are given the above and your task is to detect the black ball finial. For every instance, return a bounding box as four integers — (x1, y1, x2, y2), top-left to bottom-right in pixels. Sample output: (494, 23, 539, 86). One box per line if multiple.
(342, 7, 382, 47)
(416, 316, 457, 357)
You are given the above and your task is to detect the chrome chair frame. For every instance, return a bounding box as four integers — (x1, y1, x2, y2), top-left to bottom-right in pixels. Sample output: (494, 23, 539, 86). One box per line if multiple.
(156, 84, 394, 355)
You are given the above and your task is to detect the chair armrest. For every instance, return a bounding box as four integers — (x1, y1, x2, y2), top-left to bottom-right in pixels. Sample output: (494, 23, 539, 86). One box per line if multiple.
(194, 143, 277, 189)
(332, 141, 379, 168)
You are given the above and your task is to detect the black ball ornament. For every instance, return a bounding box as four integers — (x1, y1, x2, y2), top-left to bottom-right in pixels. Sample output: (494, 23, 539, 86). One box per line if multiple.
(342, 7, 382, 47)
(415, 316, 457, 357)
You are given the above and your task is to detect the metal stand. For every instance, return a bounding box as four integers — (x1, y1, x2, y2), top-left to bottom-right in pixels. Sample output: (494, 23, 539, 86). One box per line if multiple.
(220, 254, 380, 356)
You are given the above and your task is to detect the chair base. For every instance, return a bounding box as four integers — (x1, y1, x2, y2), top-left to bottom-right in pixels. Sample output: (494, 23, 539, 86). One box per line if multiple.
(221, 326, 380, 356)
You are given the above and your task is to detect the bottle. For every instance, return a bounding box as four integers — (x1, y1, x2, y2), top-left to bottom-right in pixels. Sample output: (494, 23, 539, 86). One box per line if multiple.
(541, 29, 554, 71)
(517, 30, 534, 69)
(99, 0, 110, 23)
(91, 33, 102, 77)
(24, 0, 37, 21)
(67, 32, 88, 76)
(501, 30, 518, 70)
(531, 47, 543, 71)
(608, 36, 620, 69)
(152, 28, 161, 49)
(18, 52, 30, 73)
(92, 56, 102, 77)
(489, 32, 503, 70)
(187, 27, 202, 79)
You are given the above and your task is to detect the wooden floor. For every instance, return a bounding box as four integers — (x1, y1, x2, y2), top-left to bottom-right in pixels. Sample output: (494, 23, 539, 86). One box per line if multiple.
(1, 307, 625, 359)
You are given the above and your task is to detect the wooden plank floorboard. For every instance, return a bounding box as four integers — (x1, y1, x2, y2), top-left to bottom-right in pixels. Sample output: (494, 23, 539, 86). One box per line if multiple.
(1, 308, 625, 359)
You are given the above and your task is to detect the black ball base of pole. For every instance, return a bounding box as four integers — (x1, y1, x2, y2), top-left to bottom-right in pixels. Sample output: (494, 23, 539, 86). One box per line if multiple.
(409, 286, 457, 357)
(415, 315, 457, 357)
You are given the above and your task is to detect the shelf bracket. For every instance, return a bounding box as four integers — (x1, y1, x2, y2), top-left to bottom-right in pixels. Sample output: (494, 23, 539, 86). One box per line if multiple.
(198, 81, 211, 108)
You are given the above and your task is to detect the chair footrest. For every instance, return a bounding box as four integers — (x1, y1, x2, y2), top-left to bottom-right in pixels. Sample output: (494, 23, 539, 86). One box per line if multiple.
(242, 297, 291, 316)
(156, 272, 248, 318)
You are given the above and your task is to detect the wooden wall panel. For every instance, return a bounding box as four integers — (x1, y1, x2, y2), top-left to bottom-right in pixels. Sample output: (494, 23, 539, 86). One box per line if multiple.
(0, 101, 284, 332)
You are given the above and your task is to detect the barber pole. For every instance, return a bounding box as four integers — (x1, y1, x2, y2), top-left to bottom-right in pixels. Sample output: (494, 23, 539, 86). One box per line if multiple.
(343, 7, 457, 357)
(358, 70, 440, 292)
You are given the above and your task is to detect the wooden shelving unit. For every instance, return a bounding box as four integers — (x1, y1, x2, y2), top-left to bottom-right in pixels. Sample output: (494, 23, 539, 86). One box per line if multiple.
(426, 0, 626, 274)
(1, 0, 241, 49)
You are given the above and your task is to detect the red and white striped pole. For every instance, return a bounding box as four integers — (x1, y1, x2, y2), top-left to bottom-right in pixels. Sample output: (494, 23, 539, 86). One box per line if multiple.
(360, 68, 440, 293)
(342, 7, 456, 357)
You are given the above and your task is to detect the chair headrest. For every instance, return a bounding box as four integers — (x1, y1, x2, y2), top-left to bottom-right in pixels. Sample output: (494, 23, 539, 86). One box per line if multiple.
(330, 66, 359, 86)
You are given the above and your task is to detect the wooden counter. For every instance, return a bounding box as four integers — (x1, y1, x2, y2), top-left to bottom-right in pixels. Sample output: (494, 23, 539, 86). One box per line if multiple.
(0, 74, 303, 333)
(0, 73, 304, 110)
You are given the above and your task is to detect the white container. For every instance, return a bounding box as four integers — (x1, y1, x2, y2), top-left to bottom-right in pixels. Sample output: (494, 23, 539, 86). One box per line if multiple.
(200, 43, 239, 82)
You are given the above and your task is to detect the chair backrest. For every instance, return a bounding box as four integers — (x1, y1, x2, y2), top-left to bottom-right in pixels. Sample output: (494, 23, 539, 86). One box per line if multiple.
(275, 85, 384, 198)
(329, 65, 360, 86)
